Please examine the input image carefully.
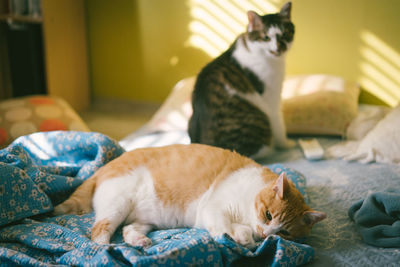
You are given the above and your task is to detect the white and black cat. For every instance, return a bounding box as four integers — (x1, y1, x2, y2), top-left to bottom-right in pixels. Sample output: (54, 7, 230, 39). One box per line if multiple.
(189, 2, 295, 159)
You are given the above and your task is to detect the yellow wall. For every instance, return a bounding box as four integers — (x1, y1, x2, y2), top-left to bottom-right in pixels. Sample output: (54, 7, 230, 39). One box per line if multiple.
(86, 0, 144, 100)
(288, 0, 400, 106)
(43, 0, 90, 111)
(87, 0, 400, 106)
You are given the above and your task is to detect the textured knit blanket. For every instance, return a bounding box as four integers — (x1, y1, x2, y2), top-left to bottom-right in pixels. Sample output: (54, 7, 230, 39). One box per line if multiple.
(0, 131, 314, 266)
(348, 191, 400, 248)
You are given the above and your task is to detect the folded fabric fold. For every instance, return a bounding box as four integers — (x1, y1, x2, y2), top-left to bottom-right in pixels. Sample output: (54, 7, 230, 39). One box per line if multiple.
(0, 131, 124, 227)
(348, 191, 400, 247)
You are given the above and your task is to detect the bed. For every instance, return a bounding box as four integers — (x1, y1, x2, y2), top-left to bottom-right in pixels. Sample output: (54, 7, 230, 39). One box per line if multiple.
(122, 129, 400, 266)
(1, 75, 400, 266)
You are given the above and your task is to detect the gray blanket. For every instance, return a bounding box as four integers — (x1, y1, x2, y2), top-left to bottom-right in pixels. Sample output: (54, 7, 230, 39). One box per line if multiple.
(348, 191, 400, 248)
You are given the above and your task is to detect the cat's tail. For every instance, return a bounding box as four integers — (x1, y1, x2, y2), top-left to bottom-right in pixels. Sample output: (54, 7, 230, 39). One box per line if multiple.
(53, 175, 97, 215)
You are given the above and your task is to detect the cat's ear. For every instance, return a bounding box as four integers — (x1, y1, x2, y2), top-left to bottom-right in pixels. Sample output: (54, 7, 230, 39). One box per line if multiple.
(247, 11, 263, 32)
(280, 2, 292, 20)
(273, 172, 290, 199)
(301, 211, 327, 226)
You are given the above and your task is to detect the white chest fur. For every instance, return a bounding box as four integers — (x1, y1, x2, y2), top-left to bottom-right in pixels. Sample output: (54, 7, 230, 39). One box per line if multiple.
(231, 37, 285, 118)
(193, 166, 267, 232)
(232, 36, 285, 102)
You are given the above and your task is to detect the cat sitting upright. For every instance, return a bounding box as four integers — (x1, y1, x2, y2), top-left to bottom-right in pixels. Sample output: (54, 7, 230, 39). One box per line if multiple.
(54, 144, 326, 248)
(189, 2, 296, 159)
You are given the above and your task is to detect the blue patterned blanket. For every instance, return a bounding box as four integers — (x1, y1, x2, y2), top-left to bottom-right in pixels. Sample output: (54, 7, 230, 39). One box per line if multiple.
(0, 131, 314, 266)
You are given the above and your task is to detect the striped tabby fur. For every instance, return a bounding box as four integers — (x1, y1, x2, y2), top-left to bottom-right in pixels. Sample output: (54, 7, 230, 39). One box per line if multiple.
(189, 2, 295, 158)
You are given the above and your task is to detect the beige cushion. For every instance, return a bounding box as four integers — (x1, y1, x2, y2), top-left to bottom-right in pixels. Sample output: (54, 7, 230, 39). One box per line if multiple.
(282, 74, 360, 136)
(0, 95, 90, 148)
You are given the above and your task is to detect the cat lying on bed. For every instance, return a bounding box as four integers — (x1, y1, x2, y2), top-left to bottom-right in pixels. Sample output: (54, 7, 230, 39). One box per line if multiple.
(54, 144, 326, 248)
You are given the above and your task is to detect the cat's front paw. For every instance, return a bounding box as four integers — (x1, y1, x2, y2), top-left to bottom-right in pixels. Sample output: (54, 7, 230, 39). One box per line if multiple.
(208, 226, 235, 243)
(232, 224, 256, 248)
(209, 228, 231, 238)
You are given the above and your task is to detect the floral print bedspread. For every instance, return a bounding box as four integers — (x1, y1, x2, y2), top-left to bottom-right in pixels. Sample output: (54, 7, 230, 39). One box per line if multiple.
(0, 131, 314, 266)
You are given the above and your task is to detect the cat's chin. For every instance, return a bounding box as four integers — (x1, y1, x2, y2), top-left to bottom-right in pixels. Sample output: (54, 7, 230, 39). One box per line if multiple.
(268, 50, 281, 57)
(267, 50, 288, 58)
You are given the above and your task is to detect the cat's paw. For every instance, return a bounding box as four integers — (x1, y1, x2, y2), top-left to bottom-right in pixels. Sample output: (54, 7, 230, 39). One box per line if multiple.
(232, 224, 256, 248)
(125, 234, 152, 247)
(208, 226, 234, 241)
(123, 226, 152, 247)
(53, 201, 90, 215)
(92, 234, 110, 245)
(275, 139, 297, 150)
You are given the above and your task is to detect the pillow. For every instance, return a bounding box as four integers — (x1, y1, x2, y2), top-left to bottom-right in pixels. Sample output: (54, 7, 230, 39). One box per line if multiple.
(119, 77, 194, 149)
(327, 105, 400, 164)
(129, 77, 195, 134)
(0, 95, 90, 148)
(282, 74, 360, 136)
(121, 74, 359, 140)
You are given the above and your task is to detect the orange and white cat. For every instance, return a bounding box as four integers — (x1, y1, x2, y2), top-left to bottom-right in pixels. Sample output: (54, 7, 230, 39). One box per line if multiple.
(54, 144, 326, 248)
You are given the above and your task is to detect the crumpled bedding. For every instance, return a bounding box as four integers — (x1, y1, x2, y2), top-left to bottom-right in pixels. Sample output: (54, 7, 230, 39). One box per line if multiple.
(327, 104, 400, 164)
(348, 191, 400, 248)
(0, 131, 314, 266)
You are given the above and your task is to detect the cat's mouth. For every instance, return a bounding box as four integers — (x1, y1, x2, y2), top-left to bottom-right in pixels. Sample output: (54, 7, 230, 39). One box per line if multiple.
(269, 50, 281, 56)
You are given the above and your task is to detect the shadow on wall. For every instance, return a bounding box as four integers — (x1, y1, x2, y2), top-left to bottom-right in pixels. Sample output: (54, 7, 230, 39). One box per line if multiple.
(359, 30, 400, 107)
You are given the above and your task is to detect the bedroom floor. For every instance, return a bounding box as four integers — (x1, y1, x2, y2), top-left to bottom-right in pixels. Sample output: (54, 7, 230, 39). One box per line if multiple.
(79, 98, 160, 141)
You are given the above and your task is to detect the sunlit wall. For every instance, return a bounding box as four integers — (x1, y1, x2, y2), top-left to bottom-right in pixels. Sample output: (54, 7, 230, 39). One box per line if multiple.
(187, 0, 278, 57)
(87, 0, 400, 106)
(358, 30, 400, 107)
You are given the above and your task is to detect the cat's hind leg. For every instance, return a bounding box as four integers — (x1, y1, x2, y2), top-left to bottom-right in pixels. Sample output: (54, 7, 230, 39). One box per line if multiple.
(123, 222, 152, 247)
(91, 206, 131, 245)
(91, 179, 133, 245)
(91, 218, 119, 245)
(91, 214, 131, 245)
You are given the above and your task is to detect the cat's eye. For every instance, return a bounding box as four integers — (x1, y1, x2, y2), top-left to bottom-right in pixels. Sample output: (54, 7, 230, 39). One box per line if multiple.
(278, 229, 290, 236)
(266, 210, 272, 220)
(283, 29, 292, 39)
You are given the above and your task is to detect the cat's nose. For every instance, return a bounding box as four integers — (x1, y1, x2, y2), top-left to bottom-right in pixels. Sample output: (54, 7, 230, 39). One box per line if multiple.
(261, 224, 281, 237)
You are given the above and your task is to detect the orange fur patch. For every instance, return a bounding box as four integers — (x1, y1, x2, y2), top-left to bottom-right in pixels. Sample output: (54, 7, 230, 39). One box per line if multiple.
(254, 176, 315, 239)
(54, 176, 96, 215)
(91, 219, 110, 241)
(93, 144, 259, 209)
